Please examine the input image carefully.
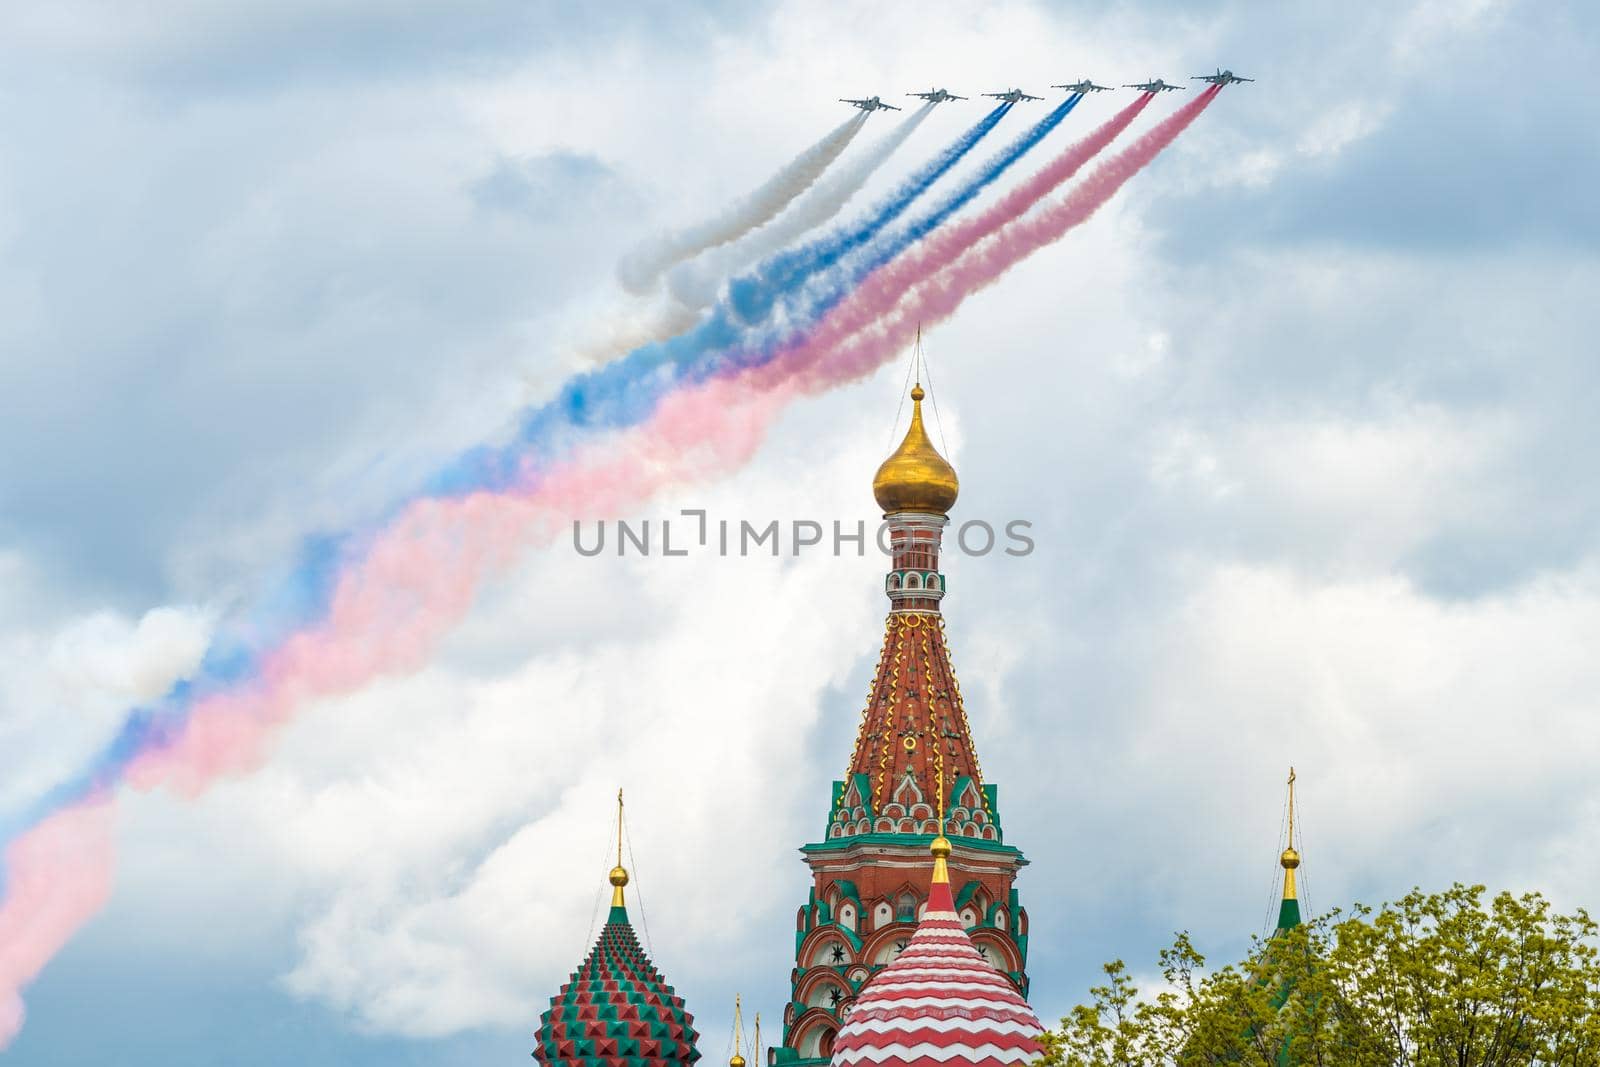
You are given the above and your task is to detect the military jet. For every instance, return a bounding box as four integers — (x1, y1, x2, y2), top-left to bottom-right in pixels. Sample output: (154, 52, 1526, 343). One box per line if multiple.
(840, 96, 902, 112)
(908, 87, 967, 104)
(982, 88, 1043, 103)
(1123, 77, 1185, 93)
(1192, 68, 1254, 86)
(1051, 79, 1113, 94)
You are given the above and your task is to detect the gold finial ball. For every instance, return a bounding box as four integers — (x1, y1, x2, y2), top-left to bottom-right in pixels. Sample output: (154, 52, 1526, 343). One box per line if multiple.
(609, 864, 630, 888)
(930, 834, 953, 859)
(1280, 847, 1301, 871)
(730, 1056, 747, 1067)
(910, 384, 925, 402)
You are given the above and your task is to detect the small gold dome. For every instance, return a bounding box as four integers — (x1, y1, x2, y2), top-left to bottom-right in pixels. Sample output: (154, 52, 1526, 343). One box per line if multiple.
(730, 1055, 747, 1067)
(930, 834, 953, 859)
(873, 385, 959, 515)
(1280, 847, 1301, 871)
(609, 864, 630, 888)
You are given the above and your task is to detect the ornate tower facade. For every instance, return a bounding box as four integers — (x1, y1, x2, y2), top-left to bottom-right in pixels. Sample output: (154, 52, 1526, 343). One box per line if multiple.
(776, 386, 1030, 1066)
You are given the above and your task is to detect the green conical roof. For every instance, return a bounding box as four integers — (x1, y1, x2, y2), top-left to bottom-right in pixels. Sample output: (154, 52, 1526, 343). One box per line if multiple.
(533, 903, 701, 1067)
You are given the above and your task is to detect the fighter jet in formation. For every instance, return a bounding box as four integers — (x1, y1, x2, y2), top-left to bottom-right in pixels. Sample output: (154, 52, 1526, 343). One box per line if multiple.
(840, 96, 902, 112)
(843, 72, 1246, 107)
(1052, 79, 1113, 94)
(1124, 77, 1185, 93)
(1192, 68, 1254, 86)
(983, 88, 1043, 103)
(908, 87, 967, 104)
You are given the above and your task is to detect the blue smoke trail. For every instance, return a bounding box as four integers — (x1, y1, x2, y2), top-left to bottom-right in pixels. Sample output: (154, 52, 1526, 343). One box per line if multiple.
(430, 105, 1021, 497)
(726, 105, 1012, 322)
(8, 98, 1097, 848)
(0, 108, 1029, 847)
(858, 93, 1082, 275)
(417, 99, 1085, 507)
(688, 94, 1086, 380)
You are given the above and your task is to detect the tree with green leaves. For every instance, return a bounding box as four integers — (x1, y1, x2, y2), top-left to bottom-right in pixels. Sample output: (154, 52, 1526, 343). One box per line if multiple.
(1040, 884, 1600, 1067)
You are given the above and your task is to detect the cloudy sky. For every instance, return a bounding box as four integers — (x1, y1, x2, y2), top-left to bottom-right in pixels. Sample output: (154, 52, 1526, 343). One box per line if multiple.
(2, 0, 1598, 1062)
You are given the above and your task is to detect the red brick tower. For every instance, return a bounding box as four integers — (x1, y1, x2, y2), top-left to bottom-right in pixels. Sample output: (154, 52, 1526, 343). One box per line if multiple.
(775, 384, 1030, 1066)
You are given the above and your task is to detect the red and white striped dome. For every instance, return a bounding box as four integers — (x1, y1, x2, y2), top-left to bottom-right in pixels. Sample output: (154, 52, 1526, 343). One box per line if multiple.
(830, 839, 1044, 1067)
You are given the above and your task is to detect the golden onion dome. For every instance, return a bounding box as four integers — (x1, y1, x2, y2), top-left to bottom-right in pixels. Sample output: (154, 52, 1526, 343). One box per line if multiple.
(873, 385, 959, 515)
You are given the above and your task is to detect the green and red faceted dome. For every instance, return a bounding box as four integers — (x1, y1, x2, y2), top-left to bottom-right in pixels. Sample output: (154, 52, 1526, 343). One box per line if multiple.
(534, 863, 700, 1067)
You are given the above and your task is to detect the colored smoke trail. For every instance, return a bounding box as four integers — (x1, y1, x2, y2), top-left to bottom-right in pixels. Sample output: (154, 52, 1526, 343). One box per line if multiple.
(431, 104, 1022, 494)
(863, 92, 1087, 260)
(2, 102, 1033, 847)
(665, 104, 936, 311)
(0, 94, 1079, 852)
(617, 113, 869, 294)
(771, 86, 1226, 394)
(728, 104, 1012, 320)
(775, 91, 1156, 354)
(769, 92, 1090, 329)
(0, 88, 1221, 1045)
(69, 79, 1214, 799)
(0, 377, 795, 1045)
(0, 800, 114, 1046)
(579, 105, 937, 365)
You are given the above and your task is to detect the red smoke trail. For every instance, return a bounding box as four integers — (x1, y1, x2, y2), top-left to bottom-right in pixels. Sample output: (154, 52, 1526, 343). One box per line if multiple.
(0, 801, 114, 1045)
(0, 382, 790, 1043)
(0, 88, 1222, 1046)
(772, 85, 1223, 393)
(791, 92, 1154, 360)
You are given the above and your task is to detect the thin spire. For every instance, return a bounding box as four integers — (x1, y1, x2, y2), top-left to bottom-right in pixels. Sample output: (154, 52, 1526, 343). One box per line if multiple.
(915, 322, 923, 390)
(754, 1013, 761, 1067)
(1282, 768, 1298, 902)
(608, 788, 629, 911)
(730, 995, 747, 1067)
(935, 757, 951, 891)
(1276, 768, 1303, 932)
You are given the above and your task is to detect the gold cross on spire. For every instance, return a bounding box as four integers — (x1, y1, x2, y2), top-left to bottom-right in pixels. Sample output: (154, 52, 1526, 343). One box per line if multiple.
(1281, 767, 1301, 901)
(730, 994, 747, 1067)
(609, 788, 629, 908)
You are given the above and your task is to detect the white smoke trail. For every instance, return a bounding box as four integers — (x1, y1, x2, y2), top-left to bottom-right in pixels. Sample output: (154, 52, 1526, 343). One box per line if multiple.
(617, 113, 869, 294)
(663, 104, 936, 310)
(564, 297, 702, 365)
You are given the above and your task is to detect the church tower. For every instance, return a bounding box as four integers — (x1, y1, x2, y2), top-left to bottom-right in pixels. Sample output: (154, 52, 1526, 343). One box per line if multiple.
(775, 383, 1030, 1066)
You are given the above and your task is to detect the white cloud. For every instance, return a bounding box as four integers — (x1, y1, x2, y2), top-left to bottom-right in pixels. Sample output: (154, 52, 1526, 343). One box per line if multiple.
(103, 413, 899, 1037)
(0, 572, 212, 817)
(3, 0, 1596, 1060)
